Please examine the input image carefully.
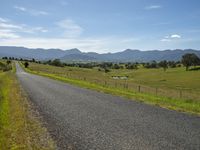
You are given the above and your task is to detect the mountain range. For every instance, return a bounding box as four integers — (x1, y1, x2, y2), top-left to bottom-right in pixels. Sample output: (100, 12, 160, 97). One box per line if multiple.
(0, 46, 200, 62)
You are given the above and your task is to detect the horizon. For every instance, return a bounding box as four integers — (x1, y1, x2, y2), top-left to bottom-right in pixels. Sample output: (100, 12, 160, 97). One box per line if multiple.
(0, 0, 200, 53)
(1, 45, 200, 54)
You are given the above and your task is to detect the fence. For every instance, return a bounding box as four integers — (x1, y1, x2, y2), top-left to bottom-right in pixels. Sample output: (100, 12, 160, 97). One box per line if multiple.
(60, 73, 200, 101)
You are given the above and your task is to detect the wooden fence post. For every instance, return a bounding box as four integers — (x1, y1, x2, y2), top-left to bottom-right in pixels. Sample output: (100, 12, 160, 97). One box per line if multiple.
(138, 85, 141, 92)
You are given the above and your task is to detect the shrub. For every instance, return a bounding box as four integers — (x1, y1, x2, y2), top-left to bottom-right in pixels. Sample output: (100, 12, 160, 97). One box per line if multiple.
(24, 62, 29, 68)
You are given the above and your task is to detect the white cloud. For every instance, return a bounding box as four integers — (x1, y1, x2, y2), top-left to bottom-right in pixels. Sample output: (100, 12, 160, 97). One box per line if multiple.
(14, 5, 49, 16)
(145, 5, 162, 10)
(22, 26, 48, 34)
(0, 18, 48, 39)
(0, 17, 8, 22)
(14, 6, 27, 11)
(56, 19, 83, 37)
(171, 34, 181, 38)
(161, 34, 182, 42)
(0, 22, 23, 29)
(160, 38, 171, 42)
(0, 29, 20, 38)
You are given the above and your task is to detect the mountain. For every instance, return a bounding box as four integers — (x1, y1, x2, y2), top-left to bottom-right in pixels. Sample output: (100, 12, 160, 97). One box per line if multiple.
(0, 46, 200, 62)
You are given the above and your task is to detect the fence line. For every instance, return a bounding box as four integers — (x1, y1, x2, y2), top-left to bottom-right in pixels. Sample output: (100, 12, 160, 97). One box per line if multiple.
(53, 72, 200, 101)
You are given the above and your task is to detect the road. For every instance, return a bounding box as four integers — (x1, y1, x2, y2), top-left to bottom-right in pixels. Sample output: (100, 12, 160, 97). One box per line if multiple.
(16, 63, 200, 150)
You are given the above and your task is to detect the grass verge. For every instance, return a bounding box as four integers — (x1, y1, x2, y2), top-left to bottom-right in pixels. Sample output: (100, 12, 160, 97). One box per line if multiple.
(20, 62, 200, 115)
(0, 69, 56, 149)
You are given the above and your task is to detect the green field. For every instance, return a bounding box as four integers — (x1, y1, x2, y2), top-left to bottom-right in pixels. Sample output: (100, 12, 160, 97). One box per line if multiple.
(22, 62, 200, 115)
(0, 61, 55, 149)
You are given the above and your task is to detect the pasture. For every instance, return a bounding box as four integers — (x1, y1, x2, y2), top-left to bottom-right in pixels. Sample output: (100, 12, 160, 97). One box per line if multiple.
(26, 62, 200, 101)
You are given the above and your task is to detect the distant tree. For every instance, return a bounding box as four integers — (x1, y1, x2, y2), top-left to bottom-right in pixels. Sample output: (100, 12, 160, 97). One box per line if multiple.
(24, 62, 29, 68)
(168, 61, 176, 68)
(144, 61, 158, 69)
(45, 60, 52, 65)
(100, 62, 113, 69)
(104, 68, 110, 73)
(113, 64, 120, 69)
(181, 53, 200, 71)
(51, 59, 64, 67)
(6, 60, 11, 65)
(32, 58, 36, 62)
(125, 63, 138, 69)
(2, 57, 8, 60)
(159, 60, 168, 71)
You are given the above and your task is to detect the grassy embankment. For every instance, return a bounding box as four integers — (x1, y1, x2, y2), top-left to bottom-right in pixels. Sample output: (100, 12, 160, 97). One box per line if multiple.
(21, 62, 200, 115)
(0, 61, 55, 149)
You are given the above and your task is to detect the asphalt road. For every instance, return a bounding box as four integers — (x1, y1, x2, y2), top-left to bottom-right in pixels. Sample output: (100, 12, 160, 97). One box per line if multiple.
(16, 63, 200, 150)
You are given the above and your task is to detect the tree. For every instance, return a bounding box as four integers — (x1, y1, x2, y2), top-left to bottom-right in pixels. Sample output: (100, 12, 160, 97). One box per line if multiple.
(125, 63, 138, 69)
(2, 57, 8, 60)
(32, 58, 36, 62)
(181, 53, 200, 71)
(159, 60, 168, 71)
(6, 60, 11, 65)
(113, 64, 120, 69)
(168, 61, 176, 68)
(104, 68, 110, 73)
(144, 61, 158, 69)
(24, 62, 29, 68)
(51, 59, 64, 67)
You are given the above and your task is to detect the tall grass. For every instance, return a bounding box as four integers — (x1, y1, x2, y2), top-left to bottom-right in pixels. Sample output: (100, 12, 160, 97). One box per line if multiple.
(0, 65, 55, 149)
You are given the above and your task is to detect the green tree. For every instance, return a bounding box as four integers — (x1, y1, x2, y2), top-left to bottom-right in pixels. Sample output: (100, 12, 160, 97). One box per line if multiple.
(6, 60, 11, 65)
(51, 59, 64, 67)
(181, 53, 200, 71)
(113, 64, 120, 69)
(159, 60, 168, 71)
(24, 62, 29, 68)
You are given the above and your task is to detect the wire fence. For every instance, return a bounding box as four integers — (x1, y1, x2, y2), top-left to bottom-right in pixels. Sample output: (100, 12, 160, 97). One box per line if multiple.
(59, 73, 200, 101)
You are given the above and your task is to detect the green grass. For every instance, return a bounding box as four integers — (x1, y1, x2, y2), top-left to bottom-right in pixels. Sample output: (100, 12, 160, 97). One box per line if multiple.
(27, 63, 200, 90)
(0, 63, 55, 149)
(21, 62, 200, 115)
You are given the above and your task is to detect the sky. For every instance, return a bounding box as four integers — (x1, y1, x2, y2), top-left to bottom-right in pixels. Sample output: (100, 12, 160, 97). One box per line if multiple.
(0, 0, 200, 53)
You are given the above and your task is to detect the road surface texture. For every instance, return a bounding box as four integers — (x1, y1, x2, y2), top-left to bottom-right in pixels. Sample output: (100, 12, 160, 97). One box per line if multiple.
(16, 63, 200, 150)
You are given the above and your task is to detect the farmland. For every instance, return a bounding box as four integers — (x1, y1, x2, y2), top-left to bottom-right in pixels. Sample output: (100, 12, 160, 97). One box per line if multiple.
(22, 62, 200, 114)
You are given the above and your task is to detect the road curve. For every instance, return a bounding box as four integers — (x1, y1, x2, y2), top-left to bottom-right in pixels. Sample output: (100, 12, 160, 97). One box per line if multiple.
(16, 63, 200, 150)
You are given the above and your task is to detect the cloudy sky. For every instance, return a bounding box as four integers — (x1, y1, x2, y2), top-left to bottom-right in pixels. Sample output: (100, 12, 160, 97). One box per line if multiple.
(0, 0, 200, 53)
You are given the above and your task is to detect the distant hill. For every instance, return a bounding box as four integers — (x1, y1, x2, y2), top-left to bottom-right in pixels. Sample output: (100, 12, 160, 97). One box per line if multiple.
(0, 46, 200, 62)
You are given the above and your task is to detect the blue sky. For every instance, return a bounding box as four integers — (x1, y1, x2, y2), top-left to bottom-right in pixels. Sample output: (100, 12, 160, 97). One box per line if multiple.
(0, 0, 200, 53)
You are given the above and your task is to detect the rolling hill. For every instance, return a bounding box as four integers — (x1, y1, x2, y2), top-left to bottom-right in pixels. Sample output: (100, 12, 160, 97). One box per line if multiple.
(0, 46, 200, 62)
